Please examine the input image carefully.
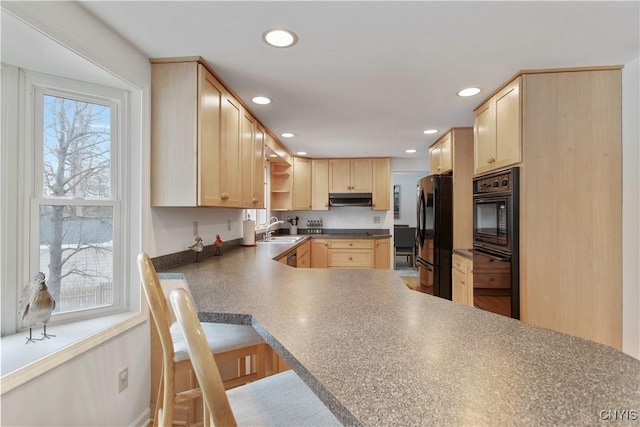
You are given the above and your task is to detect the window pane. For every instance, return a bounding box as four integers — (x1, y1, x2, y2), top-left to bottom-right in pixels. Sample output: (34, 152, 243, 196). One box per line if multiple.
(42, 95, 111, 199)
(39, 205, 113, 313)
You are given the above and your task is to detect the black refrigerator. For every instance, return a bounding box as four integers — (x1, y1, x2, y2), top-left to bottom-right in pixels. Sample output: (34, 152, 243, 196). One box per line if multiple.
(416, 174, 453, 299)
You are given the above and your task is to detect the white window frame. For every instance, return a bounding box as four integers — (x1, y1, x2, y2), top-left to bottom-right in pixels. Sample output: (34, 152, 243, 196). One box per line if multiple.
(5, 70, 130, 332)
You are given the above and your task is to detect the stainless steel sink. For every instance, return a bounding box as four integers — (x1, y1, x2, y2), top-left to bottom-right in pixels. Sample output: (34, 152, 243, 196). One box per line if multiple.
(259, 236, 305, 244)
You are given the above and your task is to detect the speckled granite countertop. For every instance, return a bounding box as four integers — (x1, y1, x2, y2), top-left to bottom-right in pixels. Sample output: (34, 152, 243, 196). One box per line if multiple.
(166, 242, 640, 426)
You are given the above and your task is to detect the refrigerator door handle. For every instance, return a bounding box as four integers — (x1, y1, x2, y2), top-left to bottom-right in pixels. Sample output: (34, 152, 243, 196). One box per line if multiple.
(416, 257, 434, 269)
(417, 190, 426, 248)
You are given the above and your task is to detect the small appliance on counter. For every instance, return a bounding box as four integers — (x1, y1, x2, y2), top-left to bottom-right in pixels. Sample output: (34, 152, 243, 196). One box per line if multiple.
(241, 219, 256, 246)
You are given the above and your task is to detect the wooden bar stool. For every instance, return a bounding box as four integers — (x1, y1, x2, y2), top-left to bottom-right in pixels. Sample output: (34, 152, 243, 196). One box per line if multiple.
(169, 287, 341, 426)
(137, 253, 268, 426)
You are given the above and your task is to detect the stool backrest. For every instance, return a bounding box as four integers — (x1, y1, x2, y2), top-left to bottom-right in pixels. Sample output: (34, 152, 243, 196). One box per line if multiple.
(137, 253, 175, 385)
(170, 287, 238, 426)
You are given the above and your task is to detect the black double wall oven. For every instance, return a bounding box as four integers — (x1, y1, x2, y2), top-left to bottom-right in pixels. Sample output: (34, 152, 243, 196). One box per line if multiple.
(472, 167, 520, 319)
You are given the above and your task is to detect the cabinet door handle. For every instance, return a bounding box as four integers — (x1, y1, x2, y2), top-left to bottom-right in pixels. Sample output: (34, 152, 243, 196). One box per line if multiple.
(349, 243, 353, 246)
(348, 256, 353, 261)
(461, 279, 465, 285)
(252, 197, 258, 203)
(221, 193, 230, 200)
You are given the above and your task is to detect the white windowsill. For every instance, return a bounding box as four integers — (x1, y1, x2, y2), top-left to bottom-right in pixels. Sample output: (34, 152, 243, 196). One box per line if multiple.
(0, 311, 146, 395)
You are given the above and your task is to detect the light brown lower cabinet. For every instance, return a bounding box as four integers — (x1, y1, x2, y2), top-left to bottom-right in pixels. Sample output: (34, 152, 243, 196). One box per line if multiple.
(327, 240, 374, 269)
(374, 238, 391, 269)
(452, 254, 473, 307)
(284, 238, 390, 269)
(311, 239, 329, 268)
(296, 240, 311, 268)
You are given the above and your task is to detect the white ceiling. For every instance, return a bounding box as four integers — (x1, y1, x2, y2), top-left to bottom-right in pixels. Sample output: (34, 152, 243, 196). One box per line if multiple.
(8, 2, 640, 159)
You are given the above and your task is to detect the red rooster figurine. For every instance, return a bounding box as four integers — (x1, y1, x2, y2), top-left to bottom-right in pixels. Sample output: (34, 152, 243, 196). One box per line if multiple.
(214, 234, 224, 256)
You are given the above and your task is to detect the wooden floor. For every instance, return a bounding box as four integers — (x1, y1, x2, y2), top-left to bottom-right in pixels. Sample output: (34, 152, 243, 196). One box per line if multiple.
(474, 295, 511, 318)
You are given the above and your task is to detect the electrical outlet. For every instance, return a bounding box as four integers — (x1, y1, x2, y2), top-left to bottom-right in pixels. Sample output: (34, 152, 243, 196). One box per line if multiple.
(227, 219, 231, 231)
(193, 221, 198, 236)
(373, 216, 381, 224)
(118, 367, 128, 393)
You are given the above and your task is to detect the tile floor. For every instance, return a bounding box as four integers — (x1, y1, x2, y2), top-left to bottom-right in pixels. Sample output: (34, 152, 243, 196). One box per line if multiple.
(394, 258, 418, 277)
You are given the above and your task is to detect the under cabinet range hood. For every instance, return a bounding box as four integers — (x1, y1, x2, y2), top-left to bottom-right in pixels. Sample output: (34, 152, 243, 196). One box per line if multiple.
(328, 193, 373, 207)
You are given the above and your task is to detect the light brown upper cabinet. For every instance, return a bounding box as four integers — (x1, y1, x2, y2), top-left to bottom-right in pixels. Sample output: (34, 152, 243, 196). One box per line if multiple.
(429, 133, 453, 174)
(372, 158, 391, 211)
(473, 77, 522, 175)
(312, 159, 329, 210)
(441, 128, 474, 250)
(267, 134, 293, 211)
(270, 161, 292, 211)
(150, 58, 265, 208)
(292, 157, 312, 210)
(252, 125, 266, 208)
(329, 158, 372, 193)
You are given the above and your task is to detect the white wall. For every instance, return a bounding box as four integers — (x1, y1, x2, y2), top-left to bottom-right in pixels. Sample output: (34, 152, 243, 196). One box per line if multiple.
(392, 172, 427, 227)
(279, 208, 392, 231)
(1, 322, 149, 426)
(622, 57, 639, 359)
(392, 157, 429, 173)
(148, 207, 245, 257)
(0, 3, 151, 425)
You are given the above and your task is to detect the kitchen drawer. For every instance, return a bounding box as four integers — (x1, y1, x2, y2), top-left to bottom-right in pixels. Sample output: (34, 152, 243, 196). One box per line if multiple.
(328, 240, 374, 250)
(453, 254, 468, 274)
(328, 250, 373, 269)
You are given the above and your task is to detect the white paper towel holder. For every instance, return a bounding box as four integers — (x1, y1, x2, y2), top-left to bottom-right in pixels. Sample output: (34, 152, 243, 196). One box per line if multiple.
(241, 219, 257, 247)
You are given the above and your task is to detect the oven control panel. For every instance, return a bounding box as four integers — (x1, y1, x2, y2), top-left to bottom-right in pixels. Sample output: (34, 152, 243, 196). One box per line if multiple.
(474, 170, 512, 194)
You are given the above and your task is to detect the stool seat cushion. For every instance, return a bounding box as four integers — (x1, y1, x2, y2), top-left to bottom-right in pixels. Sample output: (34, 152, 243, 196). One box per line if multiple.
(171, 322, 264, 362)
(227, 370, 341, 426)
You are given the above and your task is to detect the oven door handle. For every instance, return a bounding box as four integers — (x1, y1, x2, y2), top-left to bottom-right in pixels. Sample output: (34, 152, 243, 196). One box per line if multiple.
(471, 248, 511, 262)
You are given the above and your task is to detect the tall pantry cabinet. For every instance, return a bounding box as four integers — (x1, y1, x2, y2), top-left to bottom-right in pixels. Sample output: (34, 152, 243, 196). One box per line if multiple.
(474, 66, 622, 349)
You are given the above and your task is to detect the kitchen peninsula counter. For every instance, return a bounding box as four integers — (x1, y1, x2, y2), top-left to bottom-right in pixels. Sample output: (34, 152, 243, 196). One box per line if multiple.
(163, 242, 640, 426)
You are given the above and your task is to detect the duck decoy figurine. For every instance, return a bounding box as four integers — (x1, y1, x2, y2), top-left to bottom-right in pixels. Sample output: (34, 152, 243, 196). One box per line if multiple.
(17, 272, 56, 344)
(189, 236, 204, 262)
(214, 234, 224, 256)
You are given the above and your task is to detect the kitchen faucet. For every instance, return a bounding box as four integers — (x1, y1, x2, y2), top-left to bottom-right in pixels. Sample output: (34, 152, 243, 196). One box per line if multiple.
(264, 217, 285, 240)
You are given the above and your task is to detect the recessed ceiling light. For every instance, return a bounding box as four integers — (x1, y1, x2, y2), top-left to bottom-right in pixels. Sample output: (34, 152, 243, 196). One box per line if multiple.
(405, 149, 417, 154)
(281, 132, 295, 138)
(269, 154, 278, 158)
(423, 129, 438, 135)
(297, 151, 307, 156)
(457, 87, 482, 97)
(251, 96, 272, 105)
(262, 29, 298, 48)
